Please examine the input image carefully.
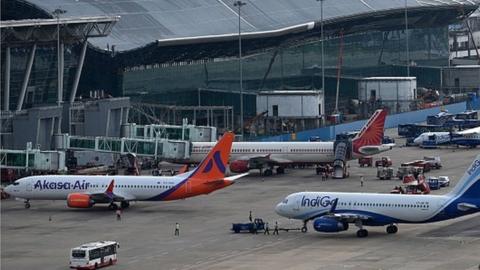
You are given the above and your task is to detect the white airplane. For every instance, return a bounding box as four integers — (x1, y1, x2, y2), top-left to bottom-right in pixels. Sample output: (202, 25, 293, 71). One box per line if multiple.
(275, 154, 480, 237)
(413, 126, 480, 147)
(413, 132, 451, 146)
(451, 126, 480, 148)
(190, 109, 394, 175)
(4, 132, 247, 209)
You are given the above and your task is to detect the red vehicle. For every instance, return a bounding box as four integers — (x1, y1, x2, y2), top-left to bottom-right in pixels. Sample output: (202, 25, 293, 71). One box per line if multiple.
(375, 156, 392, 167)
(392, 174, 430, 194)
(358, 157, 373, 167)
(401, 160, 431, 172)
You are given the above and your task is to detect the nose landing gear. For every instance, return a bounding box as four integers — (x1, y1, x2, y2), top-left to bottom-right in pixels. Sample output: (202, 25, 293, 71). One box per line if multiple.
(24, 200, 31, 209)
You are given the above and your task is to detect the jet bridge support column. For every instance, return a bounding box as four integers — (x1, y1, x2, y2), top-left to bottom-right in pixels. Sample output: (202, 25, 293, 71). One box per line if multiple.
(3, 47, 11, 111)
(17, 43, 37, 111)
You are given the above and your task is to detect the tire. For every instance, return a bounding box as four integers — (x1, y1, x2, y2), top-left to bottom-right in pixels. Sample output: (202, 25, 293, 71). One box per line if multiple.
(24, 203, 31, 209)
(301, 227, 307, 233)
(386, 225, 398, 234)
(356, 229, 368, 238)
(234, 229, 240, 233)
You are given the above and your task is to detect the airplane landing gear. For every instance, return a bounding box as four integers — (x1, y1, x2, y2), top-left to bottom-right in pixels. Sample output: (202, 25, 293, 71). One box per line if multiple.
(24, 200, 30, 209)
(108, 203, 118, 210)
(263, 169, 273, 176)
(386, 224, 398, 234)
(301, 220, 308, 233)
(356, 229, 368, 238)
(355, 220, 368, 237)
(120, 201, 130, 209)
(276, 167, 285, 174)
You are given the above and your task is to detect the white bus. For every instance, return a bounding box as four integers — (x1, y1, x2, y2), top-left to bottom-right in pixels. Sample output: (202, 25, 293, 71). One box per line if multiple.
(70, 241, 119, 269)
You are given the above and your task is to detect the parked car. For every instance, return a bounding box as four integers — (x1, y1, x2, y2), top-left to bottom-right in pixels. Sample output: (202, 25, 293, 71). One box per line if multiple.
(427, 176, 441, 190)
(358, 157, 373, 167)
(401, 160, 431, 172)
(397, 166, 423, 180)
(424, 156, 442, 169)
(377, 167, 394, 180)
(438, 176, 450, 187)
(375, 157, 393, 167)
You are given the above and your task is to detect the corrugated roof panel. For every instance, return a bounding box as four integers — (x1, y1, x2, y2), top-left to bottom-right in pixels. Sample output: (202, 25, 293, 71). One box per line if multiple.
(19, 0, 480, 51)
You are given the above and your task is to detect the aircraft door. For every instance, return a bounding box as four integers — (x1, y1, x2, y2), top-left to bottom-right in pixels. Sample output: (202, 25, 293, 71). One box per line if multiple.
(26, 182, 32, 192)
(293, 197, 300, 211)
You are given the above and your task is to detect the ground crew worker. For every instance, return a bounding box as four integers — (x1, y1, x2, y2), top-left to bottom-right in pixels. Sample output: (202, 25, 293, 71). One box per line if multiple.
(116, 209, 122, 221)
(174, 222, 180, 236)
(249, 211, 253, 222)
(273, 221, 279, 235)
(264, 222, 270, 235)
(360, 176, 364, 187)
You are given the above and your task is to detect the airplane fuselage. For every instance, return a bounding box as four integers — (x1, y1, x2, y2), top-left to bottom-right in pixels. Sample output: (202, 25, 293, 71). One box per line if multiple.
(191, 142, 336, 164)
(275, 191, 478, 225)
(6, 174, 227, 202)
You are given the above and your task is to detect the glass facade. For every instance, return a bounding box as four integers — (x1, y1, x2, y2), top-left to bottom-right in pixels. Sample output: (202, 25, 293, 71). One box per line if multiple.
(1, 43, 80, 110)
(120, 27, 449, 116)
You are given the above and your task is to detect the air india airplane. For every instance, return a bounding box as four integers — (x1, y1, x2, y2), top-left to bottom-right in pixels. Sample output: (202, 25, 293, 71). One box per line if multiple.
(4, 132, 247, 210)
(190, 109, 393, 176)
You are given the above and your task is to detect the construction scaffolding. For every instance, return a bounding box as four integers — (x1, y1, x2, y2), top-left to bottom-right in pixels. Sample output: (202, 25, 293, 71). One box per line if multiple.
(129, 102, 233, 133)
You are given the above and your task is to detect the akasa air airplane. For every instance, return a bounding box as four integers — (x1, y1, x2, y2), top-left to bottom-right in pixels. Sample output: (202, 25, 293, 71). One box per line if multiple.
(5, 132, 246, 210)
(275, 154, 480, 237)
(190, 109, 393, 175)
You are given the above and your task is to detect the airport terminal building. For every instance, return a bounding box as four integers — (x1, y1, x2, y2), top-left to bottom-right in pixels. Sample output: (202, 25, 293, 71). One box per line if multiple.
(1, 0, 480, 143)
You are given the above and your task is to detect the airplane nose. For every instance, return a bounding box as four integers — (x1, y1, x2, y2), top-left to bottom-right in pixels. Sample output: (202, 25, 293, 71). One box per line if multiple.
(275, 203, 284, 216)
(3, 185, 12, 195)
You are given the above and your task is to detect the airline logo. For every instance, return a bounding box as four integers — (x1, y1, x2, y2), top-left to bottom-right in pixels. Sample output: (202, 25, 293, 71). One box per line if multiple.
(301, 195, 337, 207)
(33, 180, 90, 190)
(467, 159, 480, 176)
(202, 151, 226, 174)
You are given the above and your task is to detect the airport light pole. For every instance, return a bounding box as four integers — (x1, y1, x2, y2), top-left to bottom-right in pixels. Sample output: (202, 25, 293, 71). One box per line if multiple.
(53, 8, 67, 106)
(404, 0, 410, 77)
(234, 0, 246, 140)
(316, 0, 325, 123)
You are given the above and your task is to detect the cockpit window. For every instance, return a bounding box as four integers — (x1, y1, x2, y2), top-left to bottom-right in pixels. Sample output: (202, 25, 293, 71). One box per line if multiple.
(282, 199, 288, 204)
(12, 182, 19, 186)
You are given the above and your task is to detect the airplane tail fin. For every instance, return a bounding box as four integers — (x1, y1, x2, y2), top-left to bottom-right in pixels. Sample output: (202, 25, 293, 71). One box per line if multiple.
(352, 109, 387, 147)
(187, 132, 235, 183)
(448, 155, 480, 199)
(351, 109, 387, 156)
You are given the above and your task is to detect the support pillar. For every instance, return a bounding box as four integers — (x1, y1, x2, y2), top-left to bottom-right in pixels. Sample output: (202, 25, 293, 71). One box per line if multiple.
(17, 43, 37, 111)
(3, 47, 10, 111)
(58, 42, 64, 105)
(69, 41, 88, 104)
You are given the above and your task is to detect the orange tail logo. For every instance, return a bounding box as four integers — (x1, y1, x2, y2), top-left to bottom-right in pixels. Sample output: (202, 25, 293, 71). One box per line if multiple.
(352, 109, 387, 153)
(155, 132, 235, 201)
(188, 132, 234, 182)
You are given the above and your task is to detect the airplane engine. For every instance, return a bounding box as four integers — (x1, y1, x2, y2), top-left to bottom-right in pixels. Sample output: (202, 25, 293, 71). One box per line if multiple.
(230, 160, 249, 173)
(313, 217, 348, 232)
(67, 193, 94, 208)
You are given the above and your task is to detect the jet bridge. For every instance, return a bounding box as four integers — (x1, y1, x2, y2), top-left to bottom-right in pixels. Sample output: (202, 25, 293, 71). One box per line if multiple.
(54, 134, 191, 161)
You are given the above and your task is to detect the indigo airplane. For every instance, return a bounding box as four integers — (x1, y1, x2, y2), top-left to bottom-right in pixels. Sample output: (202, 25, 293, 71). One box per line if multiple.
(275, 155, 480, 237)
(5, 132, 247, 209)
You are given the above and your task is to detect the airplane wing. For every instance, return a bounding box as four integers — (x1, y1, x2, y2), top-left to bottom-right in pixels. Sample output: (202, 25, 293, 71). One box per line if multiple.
(328, 212, 373, 223)
(457, 202, 478, 211)
(86, 180, 136, 203)
(204, 173, 249, 185)
(237, 155, 293, 165)
(323, 199, 373, 222)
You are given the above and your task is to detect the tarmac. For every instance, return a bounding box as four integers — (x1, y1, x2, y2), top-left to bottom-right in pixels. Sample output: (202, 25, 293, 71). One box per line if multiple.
(2, 131, 480, 270)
